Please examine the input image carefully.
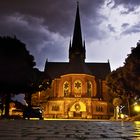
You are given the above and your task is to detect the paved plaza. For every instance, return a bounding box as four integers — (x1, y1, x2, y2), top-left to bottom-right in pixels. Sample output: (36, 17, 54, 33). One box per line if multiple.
(0, 120, 140, 140)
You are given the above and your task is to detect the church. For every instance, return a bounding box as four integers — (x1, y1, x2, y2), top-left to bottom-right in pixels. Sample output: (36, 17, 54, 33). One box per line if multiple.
(42, 4, 113, 119)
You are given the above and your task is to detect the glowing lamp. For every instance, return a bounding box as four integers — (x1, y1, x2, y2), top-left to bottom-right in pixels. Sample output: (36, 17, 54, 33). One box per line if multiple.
(120, 113, 125, 119)
(134, 105, 140, 112)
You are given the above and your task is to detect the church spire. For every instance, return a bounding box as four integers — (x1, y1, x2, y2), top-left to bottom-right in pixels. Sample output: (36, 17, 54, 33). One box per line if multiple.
(72, 2, 82, 49)
(69, 2, 86, 62)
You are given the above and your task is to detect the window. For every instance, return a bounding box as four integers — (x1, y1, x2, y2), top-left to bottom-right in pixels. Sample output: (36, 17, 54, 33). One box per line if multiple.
(96, 106, 103, 112)
(87, 81, 92, 97)
(63, 81, 70, 97)
(74, 80, 82, 97)
(52, 105, 59, 111)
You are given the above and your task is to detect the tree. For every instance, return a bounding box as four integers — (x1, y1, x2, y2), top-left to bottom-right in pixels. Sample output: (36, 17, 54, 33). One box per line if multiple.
(106, 67, 131, 116)
(25, 68, 51, 106)
(107, 67, 124, 94)
(31, 69, 51, 92)
(123, 42, 140, 95)
(0, 36, 36, 117)
(31, 88, 52, 106)
(107, 41, 140, 116)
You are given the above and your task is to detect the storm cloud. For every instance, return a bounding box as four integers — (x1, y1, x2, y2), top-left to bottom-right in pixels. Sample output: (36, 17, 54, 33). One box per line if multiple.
(0, 0, 140, 70)
(122, 22, 140, 35)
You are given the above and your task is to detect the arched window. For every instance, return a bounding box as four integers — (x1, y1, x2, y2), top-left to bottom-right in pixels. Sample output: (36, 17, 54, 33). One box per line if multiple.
(63, 81, 70, 97)
(74, 80, 82, 97)
(87, 81, 92, 97)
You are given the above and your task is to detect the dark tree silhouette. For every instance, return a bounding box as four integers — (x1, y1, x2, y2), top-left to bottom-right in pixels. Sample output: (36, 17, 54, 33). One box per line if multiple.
(123, 42, 140, 95)
(0, 36, 36, 117)
(107, 67, 131, 116)
(31, 68, 51, 92)
(107, 41, 140, 116)
(107, 67, 125, 94)
(25, 68, 51, 107)
(107, 41, 140, 95)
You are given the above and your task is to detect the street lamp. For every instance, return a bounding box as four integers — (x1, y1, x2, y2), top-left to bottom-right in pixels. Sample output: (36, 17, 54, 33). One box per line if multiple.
(134, 105, 140, 112)
(38, 91, 40, 106)
(38, 85, 42, 106)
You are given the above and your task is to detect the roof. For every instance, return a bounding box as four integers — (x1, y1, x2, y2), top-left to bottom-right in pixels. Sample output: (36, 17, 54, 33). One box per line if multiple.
(86, 62, 111, 79)
(65, 61, 93, 75)
(44, 62, 111, 80)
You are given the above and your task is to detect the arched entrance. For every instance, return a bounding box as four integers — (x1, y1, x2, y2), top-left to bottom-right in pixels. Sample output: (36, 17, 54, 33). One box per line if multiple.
(69, 101, 87, 118)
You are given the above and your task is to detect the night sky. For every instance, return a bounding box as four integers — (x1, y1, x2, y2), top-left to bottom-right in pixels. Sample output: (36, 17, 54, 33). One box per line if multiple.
(0, 0, 140, 71)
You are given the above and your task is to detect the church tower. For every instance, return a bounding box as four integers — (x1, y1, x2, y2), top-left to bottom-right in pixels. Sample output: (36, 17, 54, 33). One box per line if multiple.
(69, 2, 85, 63)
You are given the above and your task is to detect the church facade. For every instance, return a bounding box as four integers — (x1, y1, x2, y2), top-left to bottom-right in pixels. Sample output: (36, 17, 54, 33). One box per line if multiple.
(42, 4, 113, 119)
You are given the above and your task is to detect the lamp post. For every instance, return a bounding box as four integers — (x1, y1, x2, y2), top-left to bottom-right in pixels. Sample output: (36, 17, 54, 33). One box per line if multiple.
(38, 91, 40, 106)
(38, 85, 42, 106)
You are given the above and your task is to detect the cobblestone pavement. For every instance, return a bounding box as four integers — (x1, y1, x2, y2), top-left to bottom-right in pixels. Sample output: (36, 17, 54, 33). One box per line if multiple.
(0, 120, 140, 140)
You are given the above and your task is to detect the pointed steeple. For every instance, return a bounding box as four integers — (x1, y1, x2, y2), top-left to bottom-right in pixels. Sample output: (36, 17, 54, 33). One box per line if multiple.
(72, 2, 82, 49)
(69, 2, 86, 62)
(67, 2, 91, 75)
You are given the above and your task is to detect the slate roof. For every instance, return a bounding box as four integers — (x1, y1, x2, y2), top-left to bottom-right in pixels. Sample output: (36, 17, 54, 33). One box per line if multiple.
(86, 62, 111, 79)
(44, 62, 111, 80)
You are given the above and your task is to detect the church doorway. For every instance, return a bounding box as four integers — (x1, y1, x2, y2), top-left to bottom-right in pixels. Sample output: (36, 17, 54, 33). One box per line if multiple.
(74, 111, 82, 117)
(69, 101, 87, 118)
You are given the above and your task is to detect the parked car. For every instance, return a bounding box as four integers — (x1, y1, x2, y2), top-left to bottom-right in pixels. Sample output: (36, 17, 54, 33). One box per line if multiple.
(23, 106, 43, 120)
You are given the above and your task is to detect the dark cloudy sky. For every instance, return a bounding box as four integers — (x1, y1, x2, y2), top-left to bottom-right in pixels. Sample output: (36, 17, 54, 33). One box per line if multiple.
(0, 0, 140, 71)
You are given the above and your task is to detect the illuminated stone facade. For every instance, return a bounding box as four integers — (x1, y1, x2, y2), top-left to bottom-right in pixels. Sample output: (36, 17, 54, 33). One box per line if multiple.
(43, 74, 111, 119)
(42, 4, 113, 119)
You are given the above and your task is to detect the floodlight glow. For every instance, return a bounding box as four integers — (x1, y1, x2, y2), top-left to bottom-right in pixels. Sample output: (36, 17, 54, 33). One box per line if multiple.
(134, 105, 140, 112)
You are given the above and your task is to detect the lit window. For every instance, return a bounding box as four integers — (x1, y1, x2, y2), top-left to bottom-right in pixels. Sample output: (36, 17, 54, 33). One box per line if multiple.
(52, 105, 59, 111)
(96, 106, 103, 112)
(87, 81, 92, 97)
(74, 80, 82, 97)
(63, 81, 70, 97)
